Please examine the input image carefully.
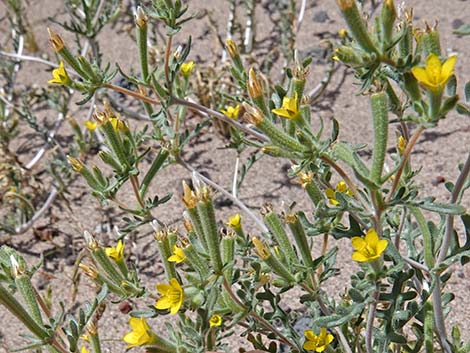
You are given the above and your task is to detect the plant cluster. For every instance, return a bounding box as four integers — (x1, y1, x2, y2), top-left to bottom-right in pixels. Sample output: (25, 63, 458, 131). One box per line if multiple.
(1, 1, 470, 353)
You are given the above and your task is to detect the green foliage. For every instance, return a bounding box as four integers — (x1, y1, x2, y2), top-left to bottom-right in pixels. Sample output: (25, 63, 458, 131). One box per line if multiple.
(0, 1, 469, 353)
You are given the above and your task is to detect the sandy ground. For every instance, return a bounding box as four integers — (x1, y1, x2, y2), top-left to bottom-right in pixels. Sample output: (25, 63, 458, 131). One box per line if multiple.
(1, 0, 470, 352)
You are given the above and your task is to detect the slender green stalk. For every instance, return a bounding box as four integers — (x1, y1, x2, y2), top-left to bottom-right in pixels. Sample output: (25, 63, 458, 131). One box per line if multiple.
(92, 248, 125, 285)
(263, 211, 297, 265)
(370, 92, 388, 185)
(287, 215, 313, 267)
(337, 0, 378, 54)
(197, 199, 223, 272)
(15, 275, 43, 325)
(0, 284, 49, 340)
(140, 149, 169, 197)
(258, 118, 307, 152)
(182, 243, 210, 276)
(155, 236, 177, 281)
(409, 207, 434, 268)
(90, 331, 102, 353)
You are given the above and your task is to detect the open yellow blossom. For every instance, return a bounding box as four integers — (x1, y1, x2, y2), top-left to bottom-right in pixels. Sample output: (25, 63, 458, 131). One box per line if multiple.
(123, 317, 157, 348)
(226, 214, 241, 229)
(351, 229, 388, 263)
(81, 346, 90, 353)
(325, 181, 353, 205)
(272, 92, 299, 120)
(221, 104, 240, 120)
(181, 61, 195, 77)
(105, 240, 124, 262)
(85, 120, 97, 132)
(48, 61, 71, 85)
(304, 328, 334, 352)
(155, 278, 184, 315)
(168, 245, 185, 263)
(411, 53, 457, 92)
(209, 314, 222, 327)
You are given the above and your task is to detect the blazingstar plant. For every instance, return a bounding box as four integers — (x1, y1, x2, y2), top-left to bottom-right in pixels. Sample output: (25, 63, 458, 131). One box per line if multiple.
(1, 1, 470, 353)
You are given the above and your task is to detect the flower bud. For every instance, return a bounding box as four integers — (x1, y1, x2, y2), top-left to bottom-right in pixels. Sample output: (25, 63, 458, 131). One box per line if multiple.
(247, 68, 263, 98)
(47, 28, 64, 52)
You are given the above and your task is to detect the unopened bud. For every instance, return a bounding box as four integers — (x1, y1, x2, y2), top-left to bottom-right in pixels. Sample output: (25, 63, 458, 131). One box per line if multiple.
(47, 28, 64, 52)
(242, 103, 263, 125)
(83, 231, 99, 250)
(67, 156, 84, 172)
(226, 38, 238, 59)
(79, 264, 98, 279)
(247, 68, 263, 98)
(135, 7, 148, 29)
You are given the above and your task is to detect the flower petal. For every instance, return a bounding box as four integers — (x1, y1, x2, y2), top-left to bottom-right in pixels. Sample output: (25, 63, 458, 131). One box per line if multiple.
(156, 283, 171, 294)
(272, 107, 292, 119)
(304, 341, 317, 351)
(304, 330, 315, 340)
(364, 229, 379, 246)
(351, 237, 365, 251)
(441, 55, 457, 82)
(155, 296, 171, 310)
(426, 53, 442, 76)
(352, 251, 369, 262)
(411, 67, 432, 87)
(376, 239, 389, 255)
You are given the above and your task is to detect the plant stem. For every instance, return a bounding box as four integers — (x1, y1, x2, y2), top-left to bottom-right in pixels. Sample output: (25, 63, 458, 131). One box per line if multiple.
(130, 175, 145, 209)
(437, 153, 470, 264)
(164, 36, 173, 94)
(365, 287, 379, 353)
(102, 83, 160, 105)
(222, 279, 297, 351)
(320, 155, 374, 216)
(431, 153, 470, 353)
(172, 97, 269, 142)
(177, 157, 269, 233)
(386, 126, 424, 202)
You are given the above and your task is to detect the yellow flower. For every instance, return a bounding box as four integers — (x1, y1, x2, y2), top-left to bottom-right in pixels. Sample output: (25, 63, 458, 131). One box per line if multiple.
(209, 314, 222, 327)
(351, 229, 388, 263)
(48, 61, 71, 85)
(180, 61, 195, 77)
(325, 181, 352, 205)
(226, 214, 241, 229)
(123, 317, 157, 348)
(168, 245, 185, 263)
(397, 136, 407, 155)
(67, 156, 84, 172)
(252, 237, 271, 260)
(85, 120, 97, 132)
(81, 346, 90, 353)
(221, 105, 240, 120)
(109, 117, 128, 133)
(155, 278, 184, 315)
(411, 53, 457, 92)
(105, 240, 124, 262)
(272, 92, 299, 120)
(303, 328, 334, 352)
(226, 38, 238, 58)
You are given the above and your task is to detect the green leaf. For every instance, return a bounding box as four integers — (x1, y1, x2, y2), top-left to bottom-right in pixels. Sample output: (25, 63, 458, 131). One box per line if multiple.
(410, 201, 465, 215)
(313, 302, 365, 327)
(453, 23, 470, 36)
(465, 82, 470, 102)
